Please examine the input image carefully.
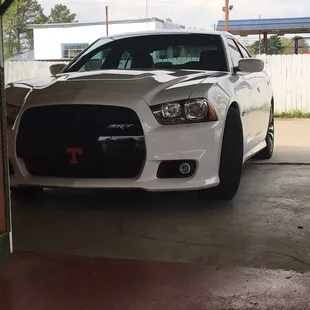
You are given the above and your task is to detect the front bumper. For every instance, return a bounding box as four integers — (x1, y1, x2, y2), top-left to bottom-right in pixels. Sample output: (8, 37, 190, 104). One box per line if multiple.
(9, 99, 224, 191)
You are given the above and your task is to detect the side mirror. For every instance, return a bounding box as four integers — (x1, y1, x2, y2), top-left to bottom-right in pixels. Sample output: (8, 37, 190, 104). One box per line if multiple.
(236, 58, 264, 73)
(49, 63, 66, 76)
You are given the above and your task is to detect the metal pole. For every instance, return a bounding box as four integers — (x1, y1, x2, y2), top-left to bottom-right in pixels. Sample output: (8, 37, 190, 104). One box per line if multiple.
(0, 0, 15, 254)
(295, 38, 299, 55)
(225, 0, 229, 32)
(146, 0, 148, 20)
(105, 6, 109, 36)
(263, 32, 268, 54)
(258, 15, 261, 55)
(146, 0, 148, 28)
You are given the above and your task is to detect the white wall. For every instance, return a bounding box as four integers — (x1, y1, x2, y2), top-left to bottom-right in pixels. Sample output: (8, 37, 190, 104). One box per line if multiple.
(5, 55, 310, 113)
(33, 21, 157, 60)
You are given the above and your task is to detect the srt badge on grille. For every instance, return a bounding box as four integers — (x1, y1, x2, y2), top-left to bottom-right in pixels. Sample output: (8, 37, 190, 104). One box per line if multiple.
(107, 124, 134, 129)
(66, 148, 83, 165)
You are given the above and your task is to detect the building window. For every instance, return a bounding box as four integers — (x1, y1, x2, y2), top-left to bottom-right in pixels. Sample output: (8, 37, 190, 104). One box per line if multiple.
(61, 43, 88, 59)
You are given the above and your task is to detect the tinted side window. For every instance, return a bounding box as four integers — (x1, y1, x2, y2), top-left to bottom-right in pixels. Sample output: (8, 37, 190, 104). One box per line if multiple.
(237, 42, 251, 58)
(227, 38, 243, 67)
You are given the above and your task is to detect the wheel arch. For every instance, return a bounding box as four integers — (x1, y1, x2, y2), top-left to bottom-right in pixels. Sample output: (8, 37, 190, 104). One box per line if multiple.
(225, 101, 244, 148)
(227, 101, 243, 121)
(229, 101, 241, 114)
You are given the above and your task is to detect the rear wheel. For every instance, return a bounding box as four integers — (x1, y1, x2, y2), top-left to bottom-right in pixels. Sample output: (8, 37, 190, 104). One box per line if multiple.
(254, 105, 274, 160)
(200, 108, 243, 201)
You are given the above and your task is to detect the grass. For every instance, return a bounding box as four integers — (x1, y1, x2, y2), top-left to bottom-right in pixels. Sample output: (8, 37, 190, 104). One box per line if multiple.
(274, 109, 310, 118)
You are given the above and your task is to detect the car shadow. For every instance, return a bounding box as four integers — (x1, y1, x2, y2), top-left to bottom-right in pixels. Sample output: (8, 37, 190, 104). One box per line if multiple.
(11, 164, 260, 214)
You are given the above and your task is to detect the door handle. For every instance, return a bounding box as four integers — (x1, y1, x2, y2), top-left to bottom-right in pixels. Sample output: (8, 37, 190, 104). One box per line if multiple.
(257, 86, 261, 93)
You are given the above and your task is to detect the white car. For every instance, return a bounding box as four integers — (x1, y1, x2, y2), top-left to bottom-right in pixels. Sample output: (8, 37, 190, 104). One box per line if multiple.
(6, 30, 274, 200)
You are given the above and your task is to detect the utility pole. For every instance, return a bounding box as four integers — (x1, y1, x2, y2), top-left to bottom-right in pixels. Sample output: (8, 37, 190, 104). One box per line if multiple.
(225, 0, 229, 32)
(222, 1, 233, 32)
(105, 6, 109, 36)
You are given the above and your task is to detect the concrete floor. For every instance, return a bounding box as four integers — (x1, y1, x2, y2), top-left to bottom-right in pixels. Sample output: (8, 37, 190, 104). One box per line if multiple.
(12, 164, 310, 272)
(11, 119, 310, 273)
(2, 119, 310, 309)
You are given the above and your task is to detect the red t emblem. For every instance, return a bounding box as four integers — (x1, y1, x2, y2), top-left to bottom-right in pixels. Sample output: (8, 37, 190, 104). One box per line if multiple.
(66, 148, 83, 165)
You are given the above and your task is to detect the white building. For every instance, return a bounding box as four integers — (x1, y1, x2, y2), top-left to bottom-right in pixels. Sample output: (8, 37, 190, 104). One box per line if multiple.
(27, 18, 185, 60)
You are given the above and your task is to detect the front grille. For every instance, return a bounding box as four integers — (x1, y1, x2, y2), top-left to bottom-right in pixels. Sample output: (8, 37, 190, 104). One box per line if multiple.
(16, 105, 146, 178)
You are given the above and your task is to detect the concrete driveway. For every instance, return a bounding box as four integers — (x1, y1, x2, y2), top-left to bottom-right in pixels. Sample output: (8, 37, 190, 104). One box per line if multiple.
(11, 119, 310, 273)
(253, 119, 310, 164)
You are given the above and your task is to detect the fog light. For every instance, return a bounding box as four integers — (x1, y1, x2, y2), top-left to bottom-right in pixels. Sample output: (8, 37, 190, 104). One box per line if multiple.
(179, 162, 191, 175)
(157, 160, 196, 179)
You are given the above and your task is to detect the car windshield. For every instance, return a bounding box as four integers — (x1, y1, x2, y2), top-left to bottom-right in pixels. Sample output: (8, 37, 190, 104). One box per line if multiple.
(64, 33, 228, 72)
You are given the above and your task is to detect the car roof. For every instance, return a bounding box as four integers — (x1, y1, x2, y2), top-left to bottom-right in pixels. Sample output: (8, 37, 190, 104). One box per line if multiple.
(98, 29, 229, 40)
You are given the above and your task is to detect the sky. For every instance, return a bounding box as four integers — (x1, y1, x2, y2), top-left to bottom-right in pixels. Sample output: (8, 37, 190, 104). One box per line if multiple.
(38, 0, 310, 30)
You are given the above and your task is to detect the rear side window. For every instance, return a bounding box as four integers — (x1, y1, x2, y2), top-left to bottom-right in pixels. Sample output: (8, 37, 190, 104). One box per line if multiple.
(237, 42, 251, 58)
(227, 38, 243, 67)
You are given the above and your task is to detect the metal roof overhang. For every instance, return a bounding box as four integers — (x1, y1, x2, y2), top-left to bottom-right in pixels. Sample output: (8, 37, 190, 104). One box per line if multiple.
(217, 17, 310, 36)
(230, 27, 310, 36)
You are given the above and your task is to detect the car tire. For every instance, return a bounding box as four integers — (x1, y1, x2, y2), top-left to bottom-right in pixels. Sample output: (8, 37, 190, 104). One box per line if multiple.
(200, 108, 243, 201)
(11, 187, 44, 198)
(254, 105, 274, 160)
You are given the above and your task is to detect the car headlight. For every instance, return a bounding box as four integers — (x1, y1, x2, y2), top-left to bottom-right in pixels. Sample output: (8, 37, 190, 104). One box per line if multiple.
(151, 98, 217, 125)
(6, 103, 21, 126)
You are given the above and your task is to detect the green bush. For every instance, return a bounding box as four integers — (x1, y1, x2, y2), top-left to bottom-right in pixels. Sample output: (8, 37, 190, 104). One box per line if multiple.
(275, 109, 310, 118)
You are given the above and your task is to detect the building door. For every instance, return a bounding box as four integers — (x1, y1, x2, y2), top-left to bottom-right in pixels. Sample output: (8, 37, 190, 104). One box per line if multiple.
(0, 0, 14, 260)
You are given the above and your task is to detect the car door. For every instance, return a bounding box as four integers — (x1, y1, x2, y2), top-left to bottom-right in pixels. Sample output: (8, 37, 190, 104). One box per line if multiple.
(237, 41, 269, 145)
(226, 37, 256, 153)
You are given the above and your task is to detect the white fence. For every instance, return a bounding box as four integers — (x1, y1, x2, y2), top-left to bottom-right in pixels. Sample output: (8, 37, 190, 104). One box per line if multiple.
(4, 61, 69, 85)
(4, 55, 310, 112)
(257, 54, 310, 113)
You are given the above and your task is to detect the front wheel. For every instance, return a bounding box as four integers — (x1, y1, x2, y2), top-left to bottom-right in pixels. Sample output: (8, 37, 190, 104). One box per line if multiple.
(199, 108, 243, 201)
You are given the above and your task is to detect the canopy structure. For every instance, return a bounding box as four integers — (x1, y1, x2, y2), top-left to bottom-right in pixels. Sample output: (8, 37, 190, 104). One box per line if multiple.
(0, 0, 15, 260)
(216, 17, 310, 36)
(216, 17, 310, 53)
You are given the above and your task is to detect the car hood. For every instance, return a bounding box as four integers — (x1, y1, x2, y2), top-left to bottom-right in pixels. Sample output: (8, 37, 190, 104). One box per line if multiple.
(19, 69, 226, 107)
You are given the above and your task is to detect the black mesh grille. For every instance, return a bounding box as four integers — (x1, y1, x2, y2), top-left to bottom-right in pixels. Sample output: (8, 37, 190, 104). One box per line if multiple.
(16, 105, 146, 178)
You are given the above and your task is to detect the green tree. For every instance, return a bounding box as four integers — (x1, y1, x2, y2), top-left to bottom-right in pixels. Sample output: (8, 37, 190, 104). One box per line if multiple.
(3, 0, 47, 59)
(281, 37, 310, 54)
(250, 35, 284, 55)
(48, 4, 77, 23)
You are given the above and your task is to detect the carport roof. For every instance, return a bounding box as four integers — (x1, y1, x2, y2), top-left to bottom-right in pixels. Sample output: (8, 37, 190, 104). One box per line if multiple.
(27, 17, 185, 29)
(216, 17, 310, 36)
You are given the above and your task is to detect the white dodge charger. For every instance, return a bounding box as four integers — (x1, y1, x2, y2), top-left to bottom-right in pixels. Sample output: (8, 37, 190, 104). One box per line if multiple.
(6, 30, 274, 200)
